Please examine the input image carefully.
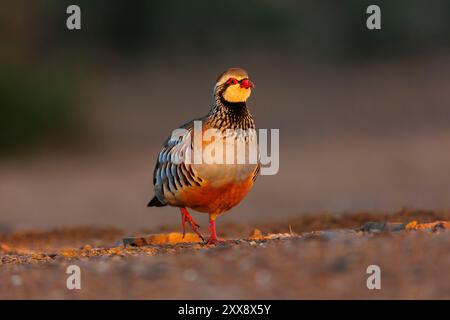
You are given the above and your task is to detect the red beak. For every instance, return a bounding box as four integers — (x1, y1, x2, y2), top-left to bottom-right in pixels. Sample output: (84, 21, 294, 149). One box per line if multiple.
(240, 79, 254, 89)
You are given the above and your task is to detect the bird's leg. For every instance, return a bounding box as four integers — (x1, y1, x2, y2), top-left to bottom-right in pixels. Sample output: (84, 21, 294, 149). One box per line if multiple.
(206, 214, 224, 245)
(180, 210, 187, 238)
(180, 208, 204, 241)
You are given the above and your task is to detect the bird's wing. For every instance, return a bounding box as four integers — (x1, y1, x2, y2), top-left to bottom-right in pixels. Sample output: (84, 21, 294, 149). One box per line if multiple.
(151, 120, 204, 205)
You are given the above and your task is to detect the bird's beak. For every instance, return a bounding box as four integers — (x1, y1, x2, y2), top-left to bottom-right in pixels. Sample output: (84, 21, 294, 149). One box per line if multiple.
(240, 79, 254, 89)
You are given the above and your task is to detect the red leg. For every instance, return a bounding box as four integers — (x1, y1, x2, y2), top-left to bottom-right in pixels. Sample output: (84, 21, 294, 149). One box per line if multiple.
(180, 208, 204, 241)
(180, 210, 187, 238)
(206, 214, 224, 245)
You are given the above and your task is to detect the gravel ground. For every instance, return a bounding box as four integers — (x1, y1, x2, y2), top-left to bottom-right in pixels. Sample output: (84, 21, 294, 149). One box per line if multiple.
(1, 210, 449, 299)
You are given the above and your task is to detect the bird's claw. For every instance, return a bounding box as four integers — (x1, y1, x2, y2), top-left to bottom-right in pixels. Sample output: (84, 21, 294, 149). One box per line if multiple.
(197, 232, 205, 242)
(181, 208, 204, 242)
(205, 237, 225, 245)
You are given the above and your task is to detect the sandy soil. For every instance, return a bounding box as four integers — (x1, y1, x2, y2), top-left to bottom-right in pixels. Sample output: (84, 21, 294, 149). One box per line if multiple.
(1, 209, 449, 299)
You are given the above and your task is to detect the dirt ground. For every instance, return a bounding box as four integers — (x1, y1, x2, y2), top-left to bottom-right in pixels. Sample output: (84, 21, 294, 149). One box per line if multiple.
(1, 209, 449, 299)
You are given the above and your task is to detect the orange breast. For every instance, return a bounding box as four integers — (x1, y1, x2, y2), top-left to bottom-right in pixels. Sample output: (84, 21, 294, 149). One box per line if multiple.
(176, 177, 255, 215)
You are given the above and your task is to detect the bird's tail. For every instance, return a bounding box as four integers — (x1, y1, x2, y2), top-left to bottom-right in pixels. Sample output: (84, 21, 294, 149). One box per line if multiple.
(147, 196, 166, 207)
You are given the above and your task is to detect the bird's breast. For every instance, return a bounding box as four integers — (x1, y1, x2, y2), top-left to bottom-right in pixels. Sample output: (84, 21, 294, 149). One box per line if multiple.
(192, 132, 258, 187)
(192, 162, 257, 188)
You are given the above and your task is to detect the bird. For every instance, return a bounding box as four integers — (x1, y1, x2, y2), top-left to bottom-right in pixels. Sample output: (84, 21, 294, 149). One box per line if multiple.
(148, 68, 259, 245)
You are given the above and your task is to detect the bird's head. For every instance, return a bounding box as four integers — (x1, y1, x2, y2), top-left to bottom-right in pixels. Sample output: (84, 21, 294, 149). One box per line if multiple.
(215, 68, 254, 103)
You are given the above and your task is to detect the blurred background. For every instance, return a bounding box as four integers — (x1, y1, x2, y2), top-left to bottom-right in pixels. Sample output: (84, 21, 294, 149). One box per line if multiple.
(1, 0, 450, 231)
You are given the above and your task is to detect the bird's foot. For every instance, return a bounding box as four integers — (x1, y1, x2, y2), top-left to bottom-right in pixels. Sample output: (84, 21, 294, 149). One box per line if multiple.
(205, 236, 225, 246)
(205, 215, 224, 245)
(181, 208, 204, 242)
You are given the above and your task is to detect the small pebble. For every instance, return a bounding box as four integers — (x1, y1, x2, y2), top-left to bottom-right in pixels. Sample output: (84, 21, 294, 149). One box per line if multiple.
(254, 270, 272, 287)
(11, 275, 23, 287)
(183, 268, 198, 282)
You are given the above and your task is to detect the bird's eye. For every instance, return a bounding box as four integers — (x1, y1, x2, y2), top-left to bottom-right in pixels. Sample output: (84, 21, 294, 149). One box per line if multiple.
(226, 77, 238, 85)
